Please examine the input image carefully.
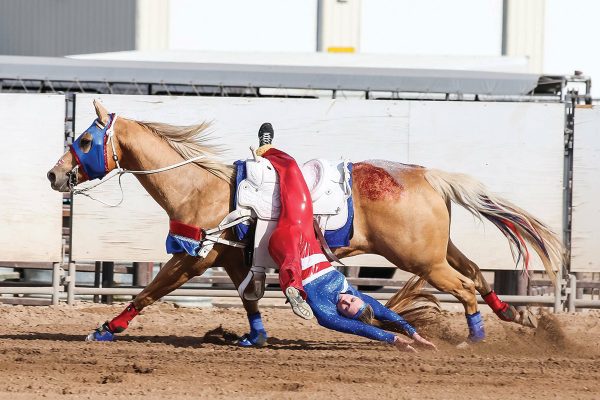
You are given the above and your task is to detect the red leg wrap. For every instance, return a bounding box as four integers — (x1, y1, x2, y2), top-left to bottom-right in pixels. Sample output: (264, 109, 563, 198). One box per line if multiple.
(483, 291, 515, 322)
(107, 303, 139, 333)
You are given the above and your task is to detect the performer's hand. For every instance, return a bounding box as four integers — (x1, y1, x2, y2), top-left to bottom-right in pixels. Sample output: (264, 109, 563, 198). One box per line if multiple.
(411, 332, 438, 351)
(393, 335, 417, 353)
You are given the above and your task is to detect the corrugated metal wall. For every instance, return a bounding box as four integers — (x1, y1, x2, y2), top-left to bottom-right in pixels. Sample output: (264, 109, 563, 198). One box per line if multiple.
(0, 0, 136, 57)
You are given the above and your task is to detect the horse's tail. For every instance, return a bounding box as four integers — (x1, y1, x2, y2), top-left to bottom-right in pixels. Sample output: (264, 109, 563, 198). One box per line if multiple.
(424, 168, 565, 283)
(381, 276, 440, 330)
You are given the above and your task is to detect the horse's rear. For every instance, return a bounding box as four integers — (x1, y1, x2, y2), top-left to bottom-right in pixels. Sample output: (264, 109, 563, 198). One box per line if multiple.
(344, 160, 564, 340)
(346, 161, 451, 276)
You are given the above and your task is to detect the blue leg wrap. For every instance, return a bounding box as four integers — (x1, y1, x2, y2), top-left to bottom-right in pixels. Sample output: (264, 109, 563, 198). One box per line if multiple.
(238, 312, 268, 347)
(466, 311, 485, 342)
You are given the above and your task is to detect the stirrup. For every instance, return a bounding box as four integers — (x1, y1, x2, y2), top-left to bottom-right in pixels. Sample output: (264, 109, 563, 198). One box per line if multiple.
(238, 266, 266, 301)
(284, 287, 313, 320)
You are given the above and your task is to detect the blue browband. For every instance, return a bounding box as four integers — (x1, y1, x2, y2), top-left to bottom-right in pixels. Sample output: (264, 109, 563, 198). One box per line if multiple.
(70, 114, 116, 180)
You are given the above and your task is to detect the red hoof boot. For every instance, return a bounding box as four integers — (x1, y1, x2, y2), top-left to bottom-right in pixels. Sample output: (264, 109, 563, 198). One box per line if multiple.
(496, 304, 517, 322)
(483, 291, 516, 322)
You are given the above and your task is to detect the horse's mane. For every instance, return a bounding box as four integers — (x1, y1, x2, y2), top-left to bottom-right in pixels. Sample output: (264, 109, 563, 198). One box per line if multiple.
(136, 121, 235, 184)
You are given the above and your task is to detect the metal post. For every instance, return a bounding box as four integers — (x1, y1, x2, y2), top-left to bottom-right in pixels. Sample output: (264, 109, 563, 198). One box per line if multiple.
(562, 93, 575, 271)
(316, 0, 324, 52)
(133, 262, 153, 287)
(93, 261, 101, 303)
(575, 271, 584, 300)
(516, 272, 528, 312)
(568, 274, 577, 313)
(554, 267, 563, 313)
(101, 262, 114, 304)
(51, 262, 61, 306)
(67, 262, 76, 305)
(501, 0, 509, 55)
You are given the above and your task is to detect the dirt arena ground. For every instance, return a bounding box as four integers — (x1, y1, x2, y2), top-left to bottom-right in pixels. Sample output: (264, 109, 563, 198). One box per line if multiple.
(0, 302, 598, 400)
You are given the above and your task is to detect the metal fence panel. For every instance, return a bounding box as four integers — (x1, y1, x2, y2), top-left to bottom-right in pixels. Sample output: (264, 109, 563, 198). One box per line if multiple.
(571, 106, 600, 272)
(409, 101, 564, 271)
(72, 94, 410, 262)
(0, 94, 64, 262)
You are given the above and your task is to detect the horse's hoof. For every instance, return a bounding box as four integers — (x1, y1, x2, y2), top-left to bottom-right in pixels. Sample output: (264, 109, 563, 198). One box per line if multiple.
(498, 304, 518, 322)
(518, 309, 538, 329)
(85, 324, 115, 342)
(467, 334, 485, 343)
(237, 331, 268, 347)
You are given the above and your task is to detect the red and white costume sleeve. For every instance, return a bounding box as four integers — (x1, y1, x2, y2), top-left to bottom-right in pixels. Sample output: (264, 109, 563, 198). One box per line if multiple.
(262, 147, 331, 300)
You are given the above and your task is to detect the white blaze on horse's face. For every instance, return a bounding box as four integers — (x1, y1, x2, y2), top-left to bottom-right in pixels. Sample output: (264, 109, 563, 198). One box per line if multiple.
(337, 293, 365, 318)
(47, 150, 81, 192)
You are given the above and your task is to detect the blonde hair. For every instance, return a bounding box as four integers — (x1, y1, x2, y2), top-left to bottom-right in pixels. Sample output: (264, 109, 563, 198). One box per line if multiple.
(357, 304, 375, 324)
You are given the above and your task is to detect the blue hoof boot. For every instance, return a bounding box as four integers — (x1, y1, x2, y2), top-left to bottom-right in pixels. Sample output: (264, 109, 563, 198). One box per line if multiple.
(238, 330, 268, 347)
(86, 323, 115, 342)
(466, 311, 486, 343)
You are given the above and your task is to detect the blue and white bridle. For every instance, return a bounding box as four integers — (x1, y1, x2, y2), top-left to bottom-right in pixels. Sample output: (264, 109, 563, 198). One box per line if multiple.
(70, 113, 120, 182)
(68, 113, 206, 207)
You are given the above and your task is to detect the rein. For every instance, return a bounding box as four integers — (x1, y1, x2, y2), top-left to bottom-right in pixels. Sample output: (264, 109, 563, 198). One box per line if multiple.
(71, 154, 207, 207)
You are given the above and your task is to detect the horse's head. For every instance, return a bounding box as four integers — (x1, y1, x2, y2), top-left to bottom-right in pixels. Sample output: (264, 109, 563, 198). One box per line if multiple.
(47, 100, 123, 192)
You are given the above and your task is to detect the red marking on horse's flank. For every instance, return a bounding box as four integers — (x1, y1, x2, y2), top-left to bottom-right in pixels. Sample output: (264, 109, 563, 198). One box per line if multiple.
(353, 163, 403, 201)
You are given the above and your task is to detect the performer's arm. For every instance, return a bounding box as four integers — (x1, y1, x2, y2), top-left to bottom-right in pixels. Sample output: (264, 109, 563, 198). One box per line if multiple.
(359, 293, 437, 350)
(312, 307, 396, 344)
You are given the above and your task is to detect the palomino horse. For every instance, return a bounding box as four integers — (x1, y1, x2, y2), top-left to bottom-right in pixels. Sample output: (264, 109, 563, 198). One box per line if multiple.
(47, 101, 564, 344)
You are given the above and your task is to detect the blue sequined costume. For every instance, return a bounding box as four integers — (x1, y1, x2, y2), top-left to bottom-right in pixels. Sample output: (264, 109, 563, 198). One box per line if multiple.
(304, 268, 416, 343)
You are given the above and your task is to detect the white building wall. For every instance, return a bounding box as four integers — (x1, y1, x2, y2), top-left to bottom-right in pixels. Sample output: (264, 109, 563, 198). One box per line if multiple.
(136, 0, 170, 51)
(167, 0, 317, 52)
(319, 0, 362, 52)
(505, 0, 546, 73)
(361, 0, 503, 56)
(544, 0, 600, 94)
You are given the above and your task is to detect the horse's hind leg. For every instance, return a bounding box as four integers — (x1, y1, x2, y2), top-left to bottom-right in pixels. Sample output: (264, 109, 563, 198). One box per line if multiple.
(446, 240, 537, 328)
(423, 261, 486, 342)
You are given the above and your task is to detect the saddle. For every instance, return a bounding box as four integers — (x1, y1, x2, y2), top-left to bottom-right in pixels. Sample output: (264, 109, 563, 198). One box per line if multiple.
(235, 154, 352, 301)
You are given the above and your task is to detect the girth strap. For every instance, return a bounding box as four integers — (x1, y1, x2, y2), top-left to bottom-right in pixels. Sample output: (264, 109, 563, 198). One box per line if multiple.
(313, 218, 345, 267)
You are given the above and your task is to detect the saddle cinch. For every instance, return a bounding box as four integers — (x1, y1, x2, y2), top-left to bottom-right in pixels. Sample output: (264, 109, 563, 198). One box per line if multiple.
(236, 153, 352, 301)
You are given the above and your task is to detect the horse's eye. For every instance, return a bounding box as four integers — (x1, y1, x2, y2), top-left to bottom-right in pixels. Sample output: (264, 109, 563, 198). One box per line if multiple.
(79, 132, 93, 153)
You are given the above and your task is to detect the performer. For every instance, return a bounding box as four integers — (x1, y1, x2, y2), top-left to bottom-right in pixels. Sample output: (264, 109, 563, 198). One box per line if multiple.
(256, 123, 435, 351)
(255, 122, 319, 320)
(305, 265, 437, 351)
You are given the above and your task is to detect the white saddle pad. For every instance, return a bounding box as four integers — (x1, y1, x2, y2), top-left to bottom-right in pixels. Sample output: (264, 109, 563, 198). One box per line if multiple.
(236, 156, 352, 270)
(237, 157, 351, 229)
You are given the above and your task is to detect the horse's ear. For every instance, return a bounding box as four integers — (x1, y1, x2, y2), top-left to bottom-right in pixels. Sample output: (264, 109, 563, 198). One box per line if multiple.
(93, 99, 110, 125)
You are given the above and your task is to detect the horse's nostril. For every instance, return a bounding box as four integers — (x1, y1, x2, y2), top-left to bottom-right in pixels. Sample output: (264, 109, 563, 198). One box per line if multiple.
(47, 171, 56, 183)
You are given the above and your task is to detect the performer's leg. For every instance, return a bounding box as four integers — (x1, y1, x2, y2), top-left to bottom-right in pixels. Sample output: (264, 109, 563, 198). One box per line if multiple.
(269, 225, 314, 320)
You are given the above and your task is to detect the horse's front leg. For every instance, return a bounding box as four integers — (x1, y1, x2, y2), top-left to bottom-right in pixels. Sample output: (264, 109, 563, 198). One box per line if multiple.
(87, 252, 208, 341)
